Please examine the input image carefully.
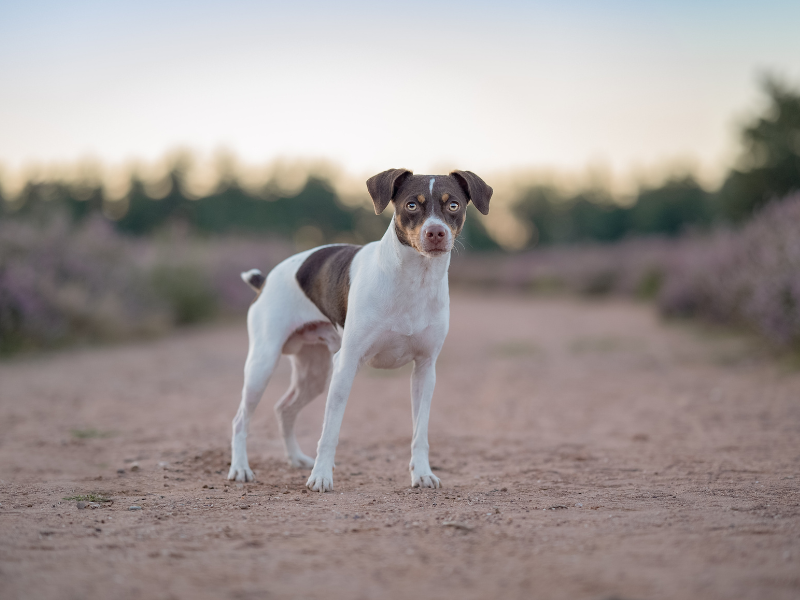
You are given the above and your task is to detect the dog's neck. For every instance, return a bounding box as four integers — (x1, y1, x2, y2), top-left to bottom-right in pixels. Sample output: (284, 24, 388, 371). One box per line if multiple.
(376, 218, 451, 286)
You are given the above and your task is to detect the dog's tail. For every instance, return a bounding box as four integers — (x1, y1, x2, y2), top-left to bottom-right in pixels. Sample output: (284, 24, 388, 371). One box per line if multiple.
(241, 269, 266, 293)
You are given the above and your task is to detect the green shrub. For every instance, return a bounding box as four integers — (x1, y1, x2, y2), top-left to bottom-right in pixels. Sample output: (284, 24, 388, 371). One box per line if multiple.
(636, 268, 663, 299)
(150, 265, 218, 325)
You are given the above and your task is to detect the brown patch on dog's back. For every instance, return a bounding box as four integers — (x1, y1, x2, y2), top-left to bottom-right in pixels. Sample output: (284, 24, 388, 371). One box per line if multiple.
(296, 245, 361, 327)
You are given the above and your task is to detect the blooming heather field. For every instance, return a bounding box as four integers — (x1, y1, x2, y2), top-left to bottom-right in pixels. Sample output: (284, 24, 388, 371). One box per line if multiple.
(3, 193, 798, 355)
(0, 217, 292, 353)
(450, 193, 800, 347)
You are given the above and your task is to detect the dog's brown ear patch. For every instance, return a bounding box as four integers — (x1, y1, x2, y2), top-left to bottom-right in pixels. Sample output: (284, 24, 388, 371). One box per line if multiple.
(450, 170, 493, 215)
(366, 168, 413, 215)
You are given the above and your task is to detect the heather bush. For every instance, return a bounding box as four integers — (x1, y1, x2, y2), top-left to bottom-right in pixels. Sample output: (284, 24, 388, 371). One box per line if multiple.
(0, 215, 166, 353)
(449, 237, 675, 298)
(658, 194, 800, 345)
(2, 193, 797, 355)
(150, 264, 218, 325)
(451, 193, 800, 347)
(0, 217, 292, 354)
(145, 234, 292, 315)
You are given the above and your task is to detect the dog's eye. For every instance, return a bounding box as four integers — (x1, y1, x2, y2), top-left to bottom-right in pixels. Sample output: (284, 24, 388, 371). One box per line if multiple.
(407, 201, 418, 211)
(448, 201, 460, 212)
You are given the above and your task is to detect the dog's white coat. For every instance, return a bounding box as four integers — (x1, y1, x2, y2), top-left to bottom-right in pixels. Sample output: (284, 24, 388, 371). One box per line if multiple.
(429, 177, 435, 195)
(228, 217, 449, 491)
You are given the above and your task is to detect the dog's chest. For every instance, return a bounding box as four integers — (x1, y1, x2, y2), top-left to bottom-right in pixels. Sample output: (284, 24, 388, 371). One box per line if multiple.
(365, 282, 448, 369)
(366, 325, 442, 369)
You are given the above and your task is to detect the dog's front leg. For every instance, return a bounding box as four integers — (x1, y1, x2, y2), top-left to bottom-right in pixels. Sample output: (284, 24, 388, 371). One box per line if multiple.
(409, 356, 441, 489)
(306, 348, 360, 492)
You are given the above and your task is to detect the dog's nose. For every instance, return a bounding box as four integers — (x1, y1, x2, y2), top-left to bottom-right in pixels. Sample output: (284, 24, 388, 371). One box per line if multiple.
(424, 225, 447, 240)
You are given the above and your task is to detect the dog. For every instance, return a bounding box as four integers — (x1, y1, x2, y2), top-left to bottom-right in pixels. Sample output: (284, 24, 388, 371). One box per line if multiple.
(228, 168, 492, 492)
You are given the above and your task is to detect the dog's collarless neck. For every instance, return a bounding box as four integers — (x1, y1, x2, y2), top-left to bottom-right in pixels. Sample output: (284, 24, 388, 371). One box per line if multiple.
(379, 220, 450, 279)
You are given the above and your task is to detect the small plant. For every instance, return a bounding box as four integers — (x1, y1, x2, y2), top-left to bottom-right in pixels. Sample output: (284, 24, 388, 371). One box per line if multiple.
(70, 428, 114, 439)
(491, 340, 543, 357)
(526, 275, 565, 295)
(150, 264, 218, 325)
(62, 493, 112, 503)
(569, 336, 642, 354)
(636, 268, 663, 299)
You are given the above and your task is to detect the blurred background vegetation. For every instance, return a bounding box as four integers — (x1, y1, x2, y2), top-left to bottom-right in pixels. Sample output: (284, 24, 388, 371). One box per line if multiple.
(1, 77, 799, 354)
(4, 78, 798, 247)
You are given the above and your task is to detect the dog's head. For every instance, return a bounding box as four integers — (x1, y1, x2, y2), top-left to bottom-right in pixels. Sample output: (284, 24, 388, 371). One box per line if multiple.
(366, 169, 493, 257)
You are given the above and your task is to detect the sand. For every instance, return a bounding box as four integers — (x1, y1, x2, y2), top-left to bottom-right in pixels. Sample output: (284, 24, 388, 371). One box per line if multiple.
(1, 292, 798, 599)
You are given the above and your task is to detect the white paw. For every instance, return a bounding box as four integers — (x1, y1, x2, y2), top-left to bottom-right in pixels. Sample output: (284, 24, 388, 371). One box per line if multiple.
(306, 468, 334, 493)
(228, 464, 255, 482)
(287, 453, 315, 470)
(412, 472, 441, 489)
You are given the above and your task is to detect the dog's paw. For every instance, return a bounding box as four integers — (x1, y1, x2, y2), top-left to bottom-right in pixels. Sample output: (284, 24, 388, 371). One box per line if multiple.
(306, 468, 334, 493)
(227, 464, 255, 482)
(287, 453, 315, 470)
(412, 472, 441, 489)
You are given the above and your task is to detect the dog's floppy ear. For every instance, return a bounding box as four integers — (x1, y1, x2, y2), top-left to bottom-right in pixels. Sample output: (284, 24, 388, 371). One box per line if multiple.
(450, 170, 493, 215)
(366, 168, 413, 215)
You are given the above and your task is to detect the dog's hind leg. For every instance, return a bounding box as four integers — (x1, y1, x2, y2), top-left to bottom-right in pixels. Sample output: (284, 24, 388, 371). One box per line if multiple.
(228, 325, 283, 483)
(275, 343, 332, 469)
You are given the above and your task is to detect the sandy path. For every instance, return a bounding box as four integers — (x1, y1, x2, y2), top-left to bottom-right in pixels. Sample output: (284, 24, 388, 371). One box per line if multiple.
(1, 292, 798, 600)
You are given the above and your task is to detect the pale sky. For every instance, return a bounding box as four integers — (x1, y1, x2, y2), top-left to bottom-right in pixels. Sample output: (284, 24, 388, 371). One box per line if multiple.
(1, 0, 799, 189)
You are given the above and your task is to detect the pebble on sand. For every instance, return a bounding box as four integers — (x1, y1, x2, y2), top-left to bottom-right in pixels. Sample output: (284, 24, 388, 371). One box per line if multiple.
(128, 506, 142, 511)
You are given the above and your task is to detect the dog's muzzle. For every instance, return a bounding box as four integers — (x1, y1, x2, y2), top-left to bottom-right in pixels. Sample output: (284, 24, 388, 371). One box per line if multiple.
(421, 223, 451, 254)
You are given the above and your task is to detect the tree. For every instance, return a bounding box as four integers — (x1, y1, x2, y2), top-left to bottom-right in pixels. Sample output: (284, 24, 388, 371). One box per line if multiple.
(630, 176, 712, 236)
(718, 76, 800, 221)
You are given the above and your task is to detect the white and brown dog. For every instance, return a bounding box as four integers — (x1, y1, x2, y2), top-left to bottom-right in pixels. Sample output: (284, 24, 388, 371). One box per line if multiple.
(228, 168, 492, 492)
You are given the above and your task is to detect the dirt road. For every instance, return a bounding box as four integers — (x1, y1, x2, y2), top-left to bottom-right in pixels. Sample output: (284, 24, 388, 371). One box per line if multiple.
(1, 292, 798, 600)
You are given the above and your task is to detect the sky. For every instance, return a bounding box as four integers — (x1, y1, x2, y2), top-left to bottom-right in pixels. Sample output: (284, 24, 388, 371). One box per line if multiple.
(1, 0, 800, 190)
